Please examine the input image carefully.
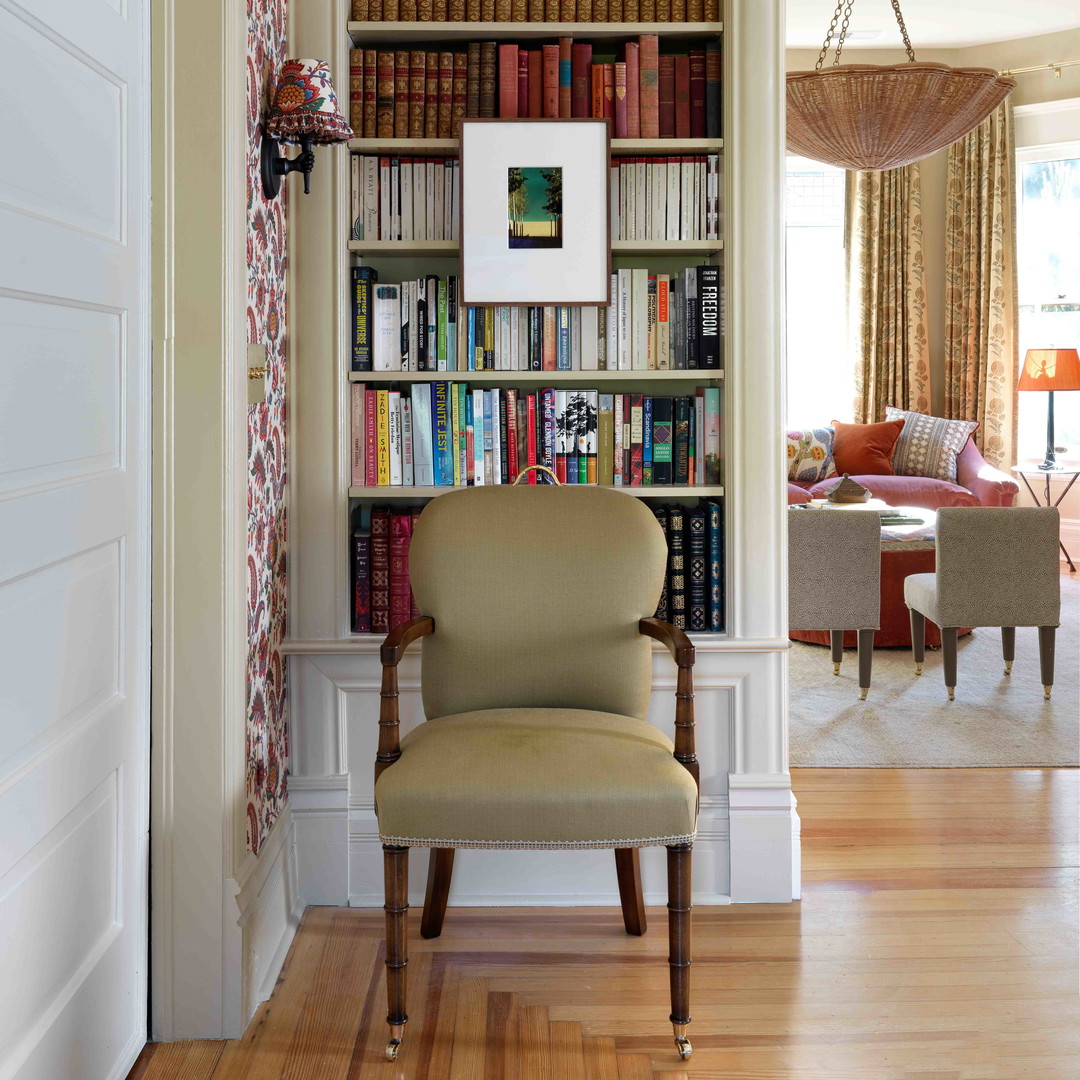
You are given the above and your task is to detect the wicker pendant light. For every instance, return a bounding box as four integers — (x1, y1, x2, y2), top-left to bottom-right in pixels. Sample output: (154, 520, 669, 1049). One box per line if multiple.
(787, 0, 1015, 171)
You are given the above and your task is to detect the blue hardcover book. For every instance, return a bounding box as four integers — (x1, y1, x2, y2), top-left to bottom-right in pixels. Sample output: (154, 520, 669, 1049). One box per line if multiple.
(642, 396, 654, 485)
(351, 266, 378, 371)
(707, 498, 724, 631)
(557, 306, 571, 370)
(432, 380, 452, 485)
(412, 383, 434, 486)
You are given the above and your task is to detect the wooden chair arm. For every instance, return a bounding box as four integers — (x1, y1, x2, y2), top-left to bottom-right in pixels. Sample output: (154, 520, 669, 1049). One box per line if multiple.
(638, 619, 699, 789)
(376, 617, 434, 786)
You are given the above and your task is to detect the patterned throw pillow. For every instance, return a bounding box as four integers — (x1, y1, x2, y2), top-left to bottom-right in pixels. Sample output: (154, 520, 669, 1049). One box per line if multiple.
(884, 407, 979, 483)
(786, 428, 837, 483)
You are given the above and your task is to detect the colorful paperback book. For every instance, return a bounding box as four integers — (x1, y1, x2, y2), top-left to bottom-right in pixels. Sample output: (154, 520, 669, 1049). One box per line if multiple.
(412, 383, 434, 485)
(432, 380, 452, 485)
(642, 395, 653, 485)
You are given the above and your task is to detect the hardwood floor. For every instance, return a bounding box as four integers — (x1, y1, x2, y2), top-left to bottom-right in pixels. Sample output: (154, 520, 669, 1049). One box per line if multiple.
(135, 768, 1079, 1080)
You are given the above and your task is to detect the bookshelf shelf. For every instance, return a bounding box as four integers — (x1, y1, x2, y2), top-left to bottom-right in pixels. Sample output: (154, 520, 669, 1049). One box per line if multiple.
(348, 369, 723, 382)
(348, 239, 723, 255)
(348, 484, 725, 499)
(347, 137, 724, 156)
(347, 21, 722, 45)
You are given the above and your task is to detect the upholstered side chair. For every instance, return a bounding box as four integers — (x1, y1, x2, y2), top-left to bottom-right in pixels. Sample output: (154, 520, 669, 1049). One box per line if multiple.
(788, 508, 881, 699)
(905, 506, 1061, 700)
(373, 486, 701, 1062)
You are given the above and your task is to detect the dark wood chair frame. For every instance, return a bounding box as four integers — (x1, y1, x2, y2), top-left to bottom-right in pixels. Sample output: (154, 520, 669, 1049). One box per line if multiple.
(375, 614, 699, 1062)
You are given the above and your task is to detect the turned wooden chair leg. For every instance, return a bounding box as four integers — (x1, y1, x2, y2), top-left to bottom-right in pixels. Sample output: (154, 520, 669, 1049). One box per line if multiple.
(614, 847, 647, 936)
(857, 628, 874, 701)
(909, 608, 925, 675)
(942, 628, 958, 701)
(383, 844, 409, 1061)
(829, 629, 844, 675)
(1039, 626, 1056, 700)
(1001, 627, 1015, 676)
(420, 848, 455, 939)
(667, 842, 693, 1060)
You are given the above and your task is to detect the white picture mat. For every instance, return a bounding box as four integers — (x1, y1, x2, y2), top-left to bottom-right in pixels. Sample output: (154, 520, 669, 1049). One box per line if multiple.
(460, 121, 609, 305)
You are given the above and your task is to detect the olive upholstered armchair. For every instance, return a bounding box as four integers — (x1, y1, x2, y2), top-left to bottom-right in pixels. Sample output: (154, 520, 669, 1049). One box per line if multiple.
(905, 506, 1061, 700)
(373, 485, 700, 1062)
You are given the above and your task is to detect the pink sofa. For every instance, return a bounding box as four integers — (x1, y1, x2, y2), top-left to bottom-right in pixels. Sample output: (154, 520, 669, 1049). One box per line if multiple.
(787, 438, 1018, 509)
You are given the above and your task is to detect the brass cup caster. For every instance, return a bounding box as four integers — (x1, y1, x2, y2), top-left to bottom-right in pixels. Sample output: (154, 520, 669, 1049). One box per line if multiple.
(1004, 661, 1013, 676)
(947, 687, 955, 701)
(1044, 685, 1053, 701)
(674, 1024, 692, 1060)
(832, 662, 841, 676)
(858, 687, 868, 701)
(914, 662, 922, 676)
(386, 1022, 405, 1061)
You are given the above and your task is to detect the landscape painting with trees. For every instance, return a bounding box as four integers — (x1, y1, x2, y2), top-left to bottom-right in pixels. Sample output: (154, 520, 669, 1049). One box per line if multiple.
(508, 167, 563, 249)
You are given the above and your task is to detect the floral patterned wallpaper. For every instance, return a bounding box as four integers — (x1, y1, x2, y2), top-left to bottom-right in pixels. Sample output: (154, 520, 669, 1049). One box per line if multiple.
(246, 0, 289, 855)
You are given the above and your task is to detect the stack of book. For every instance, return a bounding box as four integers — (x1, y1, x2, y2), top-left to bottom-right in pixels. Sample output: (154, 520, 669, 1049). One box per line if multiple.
(350, 0, 721, 22)
(350, 506, 422, 634)
(348, 36, 721, 140)
(652, 499, 724, 631)
(351, 266, 723, 371)
(612, 154, 719, 240)
(351, 156, 460, 242)
(350, 382, 722, 488)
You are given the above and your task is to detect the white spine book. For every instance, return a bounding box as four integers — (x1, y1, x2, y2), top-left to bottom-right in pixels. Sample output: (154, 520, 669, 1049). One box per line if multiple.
(631, 268, 649, 371)
(350, 155, 362, 240)
(412, 383, 434, 485)
(401, 395, 414, 487)
(387, 388, 402, 485)
(651, 159, 664, 241)
(472, 389, 486, 484)
(696, 157, 704, 241)
(399, 283, 411, 371)
(390, 159, 400, 241)
(379, 157, 391, 241)
(373, 283, 401, 371)
(571, 306, 581, 370)
(667, 159, 680, 242)
(623, 161, 635, 240)
(400, 160, 413, 241)
(490, 389, 502, 484)
(607, 273, 618, 371)
(444, 160, 454, 240)
(426, 159, 436, 243)
(413, 160, 426, 240)
(610, 162, 620, 241)
(635, 160, 647, 244)
(617, 269, 632, 371)
(434, 158, 445, 243)
(452, 161, 461, 242)
(363, 156, 379, 241)
(580, 306, 598, 370)
(681, 157, 693, 240)
(706, 154, 718, 240)
(613, 393, 624, 486)
(518, 305, 528, 371)
(694, 392, 705, 485)
(642, 161, 651, 241)
(406, 281, 418, 373)
(509, 306, 520, 371)
(501, 306, 512, 372)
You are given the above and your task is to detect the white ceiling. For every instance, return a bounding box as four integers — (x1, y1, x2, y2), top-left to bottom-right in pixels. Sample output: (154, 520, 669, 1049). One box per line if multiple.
(786, 0, 1080, 50)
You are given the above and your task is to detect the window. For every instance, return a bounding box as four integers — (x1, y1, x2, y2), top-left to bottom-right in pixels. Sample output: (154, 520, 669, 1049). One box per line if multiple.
(784, 156, 851, 428)
(1016, 143, 1080, 462)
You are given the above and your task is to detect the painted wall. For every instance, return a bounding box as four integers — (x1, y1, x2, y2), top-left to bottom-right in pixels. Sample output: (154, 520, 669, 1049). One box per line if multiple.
(246, 0, 290, 854)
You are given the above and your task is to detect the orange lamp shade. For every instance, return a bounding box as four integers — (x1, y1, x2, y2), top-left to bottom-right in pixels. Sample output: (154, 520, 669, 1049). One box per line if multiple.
(1017, 348, 1080, 392)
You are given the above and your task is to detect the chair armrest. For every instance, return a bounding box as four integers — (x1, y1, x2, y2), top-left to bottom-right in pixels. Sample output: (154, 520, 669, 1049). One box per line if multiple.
(956, 439, 1019, 506)
(639, 619, 699, 788)
(376, 617, 434, 785)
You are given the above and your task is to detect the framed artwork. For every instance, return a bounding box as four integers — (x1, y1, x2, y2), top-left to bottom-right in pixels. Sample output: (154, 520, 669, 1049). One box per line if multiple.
(459, 119, 611, 306)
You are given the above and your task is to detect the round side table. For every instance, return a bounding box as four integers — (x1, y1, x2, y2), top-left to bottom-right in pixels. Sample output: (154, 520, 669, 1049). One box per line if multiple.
(1012, 465, 1080, 572)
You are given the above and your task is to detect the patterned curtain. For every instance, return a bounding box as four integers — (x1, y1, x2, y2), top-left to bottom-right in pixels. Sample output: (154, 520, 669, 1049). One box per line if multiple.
(847, 162, 931, 423)
(943, 101, 1019, 471)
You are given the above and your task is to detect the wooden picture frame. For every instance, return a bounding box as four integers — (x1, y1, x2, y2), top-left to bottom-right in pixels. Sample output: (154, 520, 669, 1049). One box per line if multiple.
(459, 118, 612, 306)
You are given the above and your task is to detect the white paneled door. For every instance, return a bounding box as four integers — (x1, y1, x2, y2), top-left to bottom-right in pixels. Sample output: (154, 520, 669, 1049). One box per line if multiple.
(0, 0, 150, 1078)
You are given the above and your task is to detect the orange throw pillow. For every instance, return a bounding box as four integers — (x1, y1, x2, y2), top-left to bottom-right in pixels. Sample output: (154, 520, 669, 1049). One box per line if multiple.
(831, 419, 905, 476)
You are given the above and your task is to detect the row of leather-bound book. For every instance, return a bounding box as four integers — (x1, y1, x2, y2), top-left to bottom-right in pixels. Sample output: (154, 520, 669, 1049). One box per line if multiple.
(350, 0, 720, 23)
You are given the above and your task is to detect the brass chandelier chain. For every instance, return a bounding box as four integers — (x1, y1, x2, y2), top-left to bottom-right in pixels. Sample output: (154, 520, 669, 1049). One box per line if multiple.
(814, 0, 917, 71)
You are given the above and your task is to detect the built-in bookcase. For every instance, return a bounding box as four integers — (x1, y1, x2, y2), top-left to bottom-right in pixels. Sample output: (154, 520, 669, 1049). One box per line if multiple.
(344, 18, 726, 639)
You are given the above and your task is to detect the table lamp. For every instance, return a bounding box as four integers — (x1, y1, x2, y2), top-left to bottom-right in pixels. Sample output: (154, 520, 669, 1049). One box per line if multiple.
(1016, 347, 1080, 470)
(261, 59, 353, 199)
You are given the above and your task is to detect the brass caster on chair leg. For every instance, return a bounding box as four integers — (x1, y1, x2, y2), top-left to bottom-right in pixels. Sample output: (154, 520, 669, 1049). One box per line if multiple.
(1044, 685, 1053, 701)
(1004, 661, 1013, 675)
(947, 687, 955, 701)
(858, 687, 868, 701)
(914, 662, 922, 676)
(386, 1023, 405, 1061)
(832, 662, 841, 676)
(673, 1023, 692, 1060)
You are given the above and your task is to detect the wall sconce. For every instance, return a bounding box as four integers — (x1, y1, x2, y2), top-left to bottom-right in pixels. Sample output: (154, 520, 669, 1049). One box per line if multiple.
(261, 58, 353, 200)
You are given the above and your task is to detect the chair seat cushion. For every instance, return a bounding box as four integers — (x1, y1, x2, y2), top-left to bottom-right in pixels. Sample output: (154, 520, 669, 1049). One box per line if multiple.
(375, 708, 699, 850)
(904, 572, 939, 624)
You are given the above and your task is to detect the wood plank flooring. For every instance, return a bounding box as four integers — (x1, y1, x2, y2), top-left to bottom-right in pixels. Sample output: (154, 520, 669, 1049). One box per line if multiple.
(135, 768, 1079, 1080)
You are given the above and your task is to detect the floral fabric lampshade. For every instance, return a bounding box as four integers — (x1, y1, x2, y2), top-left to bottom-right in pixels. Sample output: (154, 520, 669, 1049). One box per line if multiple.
(266, 58, 353, 144)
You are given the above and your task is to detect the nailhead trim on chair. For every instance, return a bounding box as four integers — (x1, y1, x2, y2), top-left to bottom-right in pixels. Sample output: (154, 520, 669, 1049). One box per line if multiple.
(378, 832, 698, 850)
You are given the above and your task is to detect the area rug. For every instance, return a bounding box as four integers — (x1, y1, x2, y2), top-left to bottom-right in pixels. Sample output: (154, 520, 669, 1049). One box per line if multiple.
(789, 577, 1079, 767)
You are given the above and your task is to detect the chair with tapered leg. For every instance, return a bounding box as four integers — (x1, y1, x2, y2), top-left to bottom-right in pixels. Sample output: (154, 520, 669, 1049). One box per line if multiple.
(788, 508, 881, 699)
(905, 507, 1061, 700)
(373, 486, 700, 1062)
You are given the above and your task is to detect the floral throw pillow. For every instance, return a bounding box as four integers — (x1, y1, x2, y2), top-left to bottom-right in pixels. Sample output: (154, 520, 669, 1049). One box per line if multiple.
(884, 407, 978, 483)
(786, 428, 836, 483)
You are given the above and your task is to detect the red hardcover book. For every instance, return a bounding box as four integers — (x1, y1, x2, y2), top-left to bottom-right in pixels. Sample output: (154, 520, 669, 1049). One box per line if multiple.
(452, 51, 467, 136)
(438, 51, 454, 138)
(363, 49, 378, 138)
(527, 50, 543, 117)
(498, 44, 518, 118)
(624, 42, 640, 139)
(674, 55, 691, 139)
(506, 388, 519, 481)
(370, 507, 391, 634)
(689, 49, 706, 138)
(408, 51, 426, 138)
(349, 50, 363, 137)
(425, 51, 439, 137)
(376, 52, 395, 138)
(364, 389, 378, 486)
(629, 395, 644, 486)
(558, 37, 572, 119)
(351, 528, 371, 633)
(658, 55, 676, 139)
(526, 393, 538, 483)
(388, 510, 413, 631)
(570, 43, 592, 119)
(591, 65, 604, 118)
(394, 50, 410, 138)
(541, 44, 560, 118)
(602, 63, 614, 122)
(613, 61, 628, 139)
(517, 50, 529, 116)
(638, 35, 659, 139)
(409, 508, 422, 619)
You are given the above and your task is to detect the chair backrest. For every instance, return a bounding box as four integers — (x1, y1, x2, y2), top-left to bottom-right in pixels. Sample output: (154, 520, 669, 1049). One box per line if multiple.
(935, 506, 1060, 628)
(787, 508, 881, 631)
(408, 486, 668, 721)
